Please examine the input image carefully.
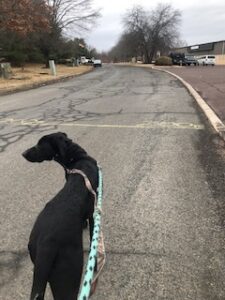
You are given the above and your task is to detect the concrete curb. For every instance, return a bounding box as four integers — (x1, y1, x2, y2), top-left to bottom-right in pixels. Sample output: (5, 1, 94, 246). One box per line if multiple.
(0, 67, 93, 96)
(153, 67, 225, 141)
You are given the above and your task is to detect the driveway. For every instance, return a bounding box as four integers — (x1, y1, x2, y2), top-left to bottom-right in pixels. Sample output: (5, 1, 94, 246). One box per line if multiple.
(0, 65, 225, 299)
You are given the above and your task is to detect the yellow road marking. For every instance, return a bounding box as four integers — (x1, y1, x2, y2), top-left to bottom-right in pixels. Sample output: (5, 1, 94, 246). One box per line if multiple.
(0, 118, 204, 130)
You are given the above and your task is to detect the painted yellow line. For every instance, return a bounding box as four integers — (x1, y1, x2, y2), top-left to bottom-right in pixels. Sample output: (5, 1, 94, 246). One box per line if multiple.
(0, 118, 204, 130)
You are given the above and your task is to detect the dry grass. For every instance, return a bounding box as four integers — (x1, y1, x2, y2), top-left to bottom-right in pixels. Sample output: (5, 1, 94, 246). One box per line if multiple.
(0, 64, 92, 93)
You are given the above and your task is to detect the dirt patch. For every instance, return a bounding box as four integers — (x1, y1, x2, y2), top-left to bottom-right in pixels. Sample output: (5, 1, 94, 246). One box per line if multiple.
(0, 64, 92, 94)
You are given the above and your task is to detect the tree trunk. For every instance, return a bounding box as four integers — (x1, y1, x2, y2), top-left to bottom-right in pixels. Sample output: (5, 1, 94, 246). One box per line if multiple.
(149, 48, 156, 64)
(143, 46, 151, 64)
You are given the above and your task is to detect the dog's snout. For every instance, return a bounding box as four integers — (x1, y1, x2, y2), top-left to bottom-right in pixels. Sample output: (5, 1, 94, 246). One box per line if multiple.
(22, 149, 29, 158)
(22, 146, 39, 162)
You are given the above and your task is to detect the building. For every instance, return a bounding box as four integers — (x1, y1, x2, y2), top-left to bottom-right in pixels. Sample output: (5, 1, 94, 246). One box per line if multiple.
(173, 40, 225, 64)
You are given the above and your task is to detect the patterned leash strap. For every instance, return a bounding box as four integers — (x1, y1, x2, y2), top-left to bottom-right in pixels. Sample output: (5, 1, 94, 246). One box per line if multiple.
(78, 167, 105, 300)
(90, 230, 106, 296)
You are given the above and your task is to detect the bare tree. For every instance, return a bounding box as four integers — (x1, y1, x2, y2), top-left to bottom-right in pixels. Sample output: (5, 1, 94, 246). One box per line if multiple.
(0, 0, 100, 35)
(148, 4, 181, 62)
(36, 0, 100, 66)
(46, 0, 100, 32)
(118, 3, 181, 63)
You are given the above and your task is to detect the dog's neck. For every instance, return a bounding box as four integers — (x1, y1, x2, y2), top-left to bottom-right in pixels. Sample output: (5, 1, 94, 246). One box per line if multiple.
(53, 142, 96, 174)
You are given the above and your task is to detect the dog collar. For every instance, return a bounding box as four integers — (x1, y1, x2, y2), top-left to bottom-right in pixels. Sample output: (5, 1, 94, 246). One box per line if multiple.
(66, 168, 97, 204)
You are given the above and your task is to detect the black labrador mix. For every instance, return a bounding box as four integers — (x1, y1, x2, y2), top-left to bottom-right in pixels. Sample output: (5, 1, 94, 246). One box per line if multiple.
(22, 132, 98, 300)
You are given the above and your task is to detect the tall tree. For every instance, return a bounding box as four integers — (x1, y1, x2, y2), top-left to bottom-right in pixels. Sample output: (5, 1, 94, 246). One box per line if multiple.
(39, 0, 100, 65)
(46, 0, 100, 32)
(123, 6, 150, 62)
(148, 4, 181, 62)
(0, 0, 52, 66)
(0, 0, 100, 66)
(0, 0, 51, 35)
(113, 3, 181, 63)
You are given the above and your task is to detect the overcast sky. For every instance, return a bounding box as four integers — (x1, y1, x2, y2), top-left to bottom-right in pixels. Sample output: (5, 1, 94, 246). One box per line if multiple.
(86, 0, 225, 51)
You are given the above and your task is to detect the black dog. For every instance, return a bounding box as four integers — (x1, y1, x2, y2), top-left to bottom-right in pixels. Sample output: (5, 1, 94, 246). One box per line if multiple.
(22, 132, 98, 300)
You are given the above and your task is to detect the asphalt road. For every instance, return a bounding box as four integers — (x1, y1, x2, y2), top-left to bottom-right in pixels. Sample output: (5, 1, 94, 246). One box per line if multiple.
(163, 65, 225, 122)
(0, 65, 225, 300)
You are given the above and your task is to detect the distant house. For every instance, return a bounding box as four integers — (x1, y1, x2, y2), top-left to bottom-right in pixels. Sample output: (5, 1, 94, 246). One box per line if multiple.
(173, 40, 225, 64)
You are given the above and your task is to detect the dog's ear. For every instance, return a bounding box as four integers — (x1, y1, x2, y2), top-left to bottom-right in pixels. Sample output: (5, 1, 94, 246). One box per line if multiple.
(60, 132, 67, 137)
(51, 132, 71, 159)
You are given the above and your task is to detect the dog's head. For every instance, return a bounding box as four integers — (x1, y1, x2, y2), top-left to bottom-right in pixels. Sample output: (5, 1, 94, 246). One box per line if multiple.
(22, 132, 72, 163)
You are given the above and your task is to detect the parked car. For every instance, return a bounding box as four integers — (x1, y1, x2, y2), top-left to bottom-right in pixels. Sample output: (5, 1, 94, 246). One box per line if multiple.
(80, 56, 87, 64)
(93, 59, 102, 67)
(86, 58, 93, 65)
(169, 52, 185, 65)
(197, 55, 215, 66)
(183, 56, 199, 66)
(170, 53, 199, 66)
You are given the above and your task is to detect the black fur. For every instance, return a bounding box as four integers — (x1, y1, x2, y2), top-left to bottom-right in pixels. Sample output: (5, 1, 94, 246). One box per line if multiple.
(22, 132, 98, 300)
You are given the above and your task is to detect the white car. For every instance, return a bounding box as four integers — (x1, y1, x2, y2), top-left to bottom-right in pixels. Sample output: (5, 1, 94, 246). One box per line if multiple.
(197, 55, 215, 66)
(93, 59, 102, 67)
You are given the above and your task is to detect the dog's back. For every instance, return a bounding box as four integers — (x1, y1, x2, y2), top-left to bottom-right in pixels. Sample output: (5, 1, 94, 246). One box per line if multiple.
(22, 133, 98, 300)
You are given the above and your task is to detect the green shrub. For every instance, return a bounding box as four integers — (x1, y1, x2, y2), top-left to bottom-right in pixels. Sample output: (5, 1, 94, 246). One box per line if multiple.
(155, 56, 172, 66)
(28, 51, 45, 63)
(5, 51, 28, 67)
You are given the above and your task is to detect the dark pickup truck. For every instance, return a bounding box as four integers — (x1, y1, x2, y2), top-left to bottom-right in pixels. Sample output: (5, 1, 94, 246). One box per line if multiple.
(170, 52, 198, 66)
(170, 52, 185, 65)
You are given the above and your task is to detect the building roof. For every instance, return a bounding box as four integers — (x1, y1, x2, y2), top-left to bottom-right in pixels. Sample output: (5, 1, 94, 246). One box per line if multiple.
(175, 40, 225, 50)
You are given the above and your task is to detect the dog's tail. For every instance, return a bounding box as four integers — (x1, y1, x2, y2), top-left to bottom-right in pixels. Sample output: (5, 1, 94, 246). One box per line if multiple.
(30, 246, 57, 300)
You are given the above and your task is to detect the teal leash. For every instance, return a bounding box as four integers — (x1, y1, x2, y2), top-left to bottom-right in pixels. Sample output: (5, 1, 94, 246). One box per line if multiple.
(78, 166, 105, 300)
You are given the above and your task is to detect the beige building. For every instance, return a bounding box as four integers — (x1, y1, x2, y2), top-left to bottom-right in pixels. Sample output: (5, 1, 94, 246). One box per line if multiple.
(174, 40, 225, 64)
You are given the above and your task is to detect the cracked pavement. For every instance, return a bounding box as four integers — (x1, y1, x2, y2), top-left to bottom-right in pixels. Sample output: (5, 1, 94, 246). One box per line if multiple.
(0, 65, 225, 299)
